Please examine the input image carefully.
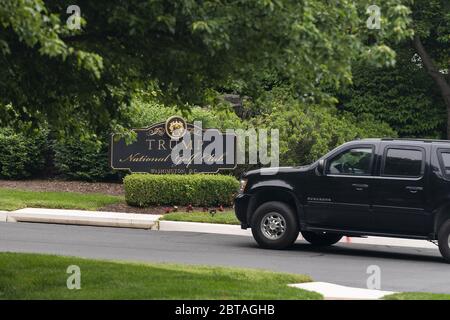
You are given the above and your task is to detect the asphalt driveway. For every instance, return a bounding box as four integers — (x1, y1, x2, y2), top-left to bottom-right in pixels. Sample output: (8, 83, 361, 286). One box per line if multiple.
(0, 221, 449, 293)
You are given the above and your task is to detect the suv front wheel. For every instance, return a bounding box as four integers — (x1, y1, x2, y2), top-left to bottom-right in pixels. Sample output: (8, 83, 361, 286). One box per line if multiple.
(438, 220, 450, 263)
(301, 231, 342, 246)
(251, 201, 299, 249)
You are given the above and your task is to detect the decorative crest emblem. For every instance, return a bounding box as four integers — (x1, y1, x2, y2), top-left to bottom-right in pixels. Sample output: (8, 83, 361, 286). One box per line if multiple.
(165, 116, 187, 140)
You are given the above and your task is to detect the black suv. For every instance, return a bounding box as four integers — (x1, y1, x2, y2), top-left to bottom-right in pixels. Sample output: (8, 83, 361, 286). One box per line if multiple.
(235, 138, 450, 262)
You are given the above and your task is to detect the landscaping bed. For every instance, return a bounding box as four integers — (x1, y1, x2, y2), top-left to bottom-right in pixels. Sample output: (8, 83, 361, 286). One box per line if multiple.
(101, 203, 234, 216)
(0, 178, 236, 217)
(0, 186, 234, 216)
(0, 253, 321, 300)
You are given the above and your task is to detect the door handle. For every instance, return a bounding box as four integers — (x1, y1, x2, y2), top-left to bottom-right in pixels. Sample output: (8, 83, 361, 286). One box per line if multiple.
(352, 183, 368, 191)
(406, 186, 423, 193)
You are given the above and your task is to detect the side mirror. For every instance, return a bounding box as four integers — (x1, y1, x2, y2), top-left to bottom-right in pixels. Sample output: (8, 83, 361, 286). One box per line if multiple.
(317, 159, 326, 176)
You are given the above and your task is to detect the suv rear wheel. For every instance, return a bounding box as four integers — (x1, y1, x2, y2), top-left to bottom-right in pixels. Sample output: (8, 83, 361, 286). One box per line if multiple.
(251, 201, 299, 249)
(301, 231, 342, 246)
(438, 219, 450, 263)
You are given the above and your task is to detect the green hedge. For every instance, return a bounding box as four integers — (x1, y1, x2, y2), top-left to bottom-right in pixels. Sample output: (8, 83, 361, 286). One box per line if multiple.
(53, 135, 115, 181)
(0, 128, 47, 179)
(124, 174, 240, 207)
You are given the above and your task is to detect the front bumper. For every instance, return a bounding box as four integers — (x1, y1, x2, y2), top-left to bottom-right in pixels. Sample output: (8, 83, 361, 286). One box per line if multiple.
(234, 193, 252, 229)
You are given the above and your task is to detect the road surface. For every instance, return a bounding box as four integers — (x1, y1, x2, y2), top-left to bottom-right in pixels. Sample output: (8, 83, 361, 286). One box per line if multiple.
(1, 221, 449, 293)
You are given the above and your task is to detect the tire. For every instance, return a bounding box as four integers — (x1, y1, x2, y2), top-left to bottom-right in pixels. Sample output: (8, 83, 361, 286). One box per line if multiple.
(301, 231, 342, 246)
(438, 219, 450, 263)
(251, 201, 299, 249)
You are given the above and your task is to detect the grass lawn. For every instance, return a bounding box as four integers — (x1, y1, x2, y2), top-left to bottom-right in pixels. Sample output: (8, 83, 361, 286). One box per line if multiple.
(0, 188, 122, 211)
(384, 292, 450, 300)
(0, 253, 321, 300)
(162, 210, 239, 225)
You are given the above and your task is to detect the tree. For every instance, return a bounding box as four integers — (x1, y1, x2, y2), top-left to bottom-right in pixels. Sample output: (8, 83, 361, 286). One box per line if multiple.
(410, 0, 450, 138)
(337, 46, 446, 138)
(0, 0, 413, 135)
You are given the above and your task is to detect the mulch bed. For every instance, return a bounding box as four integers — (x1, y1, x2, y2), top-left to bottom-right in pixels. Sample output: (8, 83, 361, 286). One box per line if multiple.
(100, 203, 164, 215)
(99, 203, 220, 215)
(0, 179, 124, 196)
(0, 179, 231, 214)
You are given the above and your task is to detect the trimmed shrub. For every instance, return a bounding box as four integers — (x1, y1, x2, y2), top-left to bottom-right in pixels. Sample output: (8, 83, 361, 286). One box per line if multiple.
(53, 135, 115, 181)
(0, 128, 47, 179)
(124, 174, 240, 207)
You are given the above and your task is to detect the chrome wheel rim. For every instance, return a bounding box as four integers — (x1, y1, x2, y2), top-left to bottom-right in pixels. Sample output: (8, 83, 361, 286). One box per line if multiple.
(448, 234, 450, 248)
(260, 212, 286, 240)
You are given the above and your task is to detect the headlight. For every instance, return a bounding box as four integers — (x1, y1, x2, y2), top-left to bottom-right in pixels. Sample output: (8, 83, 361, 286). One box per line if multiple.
(239, 179, 248, 193)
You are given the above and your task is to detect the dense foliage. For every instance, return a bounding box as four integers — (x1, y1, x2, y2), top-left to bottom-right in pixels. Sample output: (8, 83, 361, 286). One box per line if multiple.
(0, 128, 47, 179)
(52, 135, 115, 181)
(248, 88, 397, 165)
(0, 97, 246, 181)
(337, 48, 446, 138)
(409, 0, 450, 137)
(124, 174, 239, 207)
(412, 0, 449, 71)
(1, 1, 448, 181)
(130, 95, 244, 131)
(0, 0, 413, 136)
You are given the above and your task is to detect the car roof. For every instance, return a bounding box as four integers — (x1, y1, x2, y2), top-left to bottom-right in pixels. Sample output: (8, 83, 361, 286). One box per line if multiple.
(351, 138, 450, 146)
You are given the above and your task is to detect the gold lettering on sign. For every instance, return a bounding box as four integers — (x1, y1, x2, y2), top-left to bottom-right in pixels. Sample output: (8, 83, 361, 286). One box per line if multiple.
(146, 139, 156, 150)
(119, 153, 172, 163)
(146, 139, 182, 151)
(172, 151, 226, 168)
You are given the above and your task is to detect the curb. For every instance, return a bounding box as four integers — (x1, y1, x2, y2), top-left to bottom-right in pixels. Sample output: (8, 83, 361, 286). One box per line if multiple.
(158, 220, 252, 236)
(0, 211, 7, 223)
(6, 208, 161, 229)
(289, 282, 396, 300)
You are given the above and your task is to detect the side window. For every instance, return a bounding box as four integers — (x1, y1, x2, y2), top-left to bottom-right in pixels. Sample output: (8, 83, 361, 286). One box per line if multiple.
(438, 151, 450, 176)
(327, 147, 373, 175)
(383, 148, 423, 177)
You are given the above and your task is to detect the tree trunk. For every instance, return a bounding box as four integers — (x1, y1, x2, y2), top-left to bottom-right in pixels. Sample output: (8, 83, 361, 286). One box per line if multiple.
(413, 35, 450, 139)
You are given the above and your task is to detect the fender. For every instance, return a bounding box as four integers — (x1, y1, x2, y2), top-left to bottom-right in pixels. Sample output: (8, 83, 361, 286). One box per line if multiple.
(246, 181, 305, 228)
(249, 180, 295, 192)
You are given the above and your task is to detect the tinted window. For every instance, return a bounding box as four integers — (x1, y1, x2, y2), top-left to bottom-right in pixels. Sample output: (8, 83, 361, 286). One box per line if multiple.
(383, 148, 423, 177)
(439, 152, 450, 176)
(328, 147, 373, 175)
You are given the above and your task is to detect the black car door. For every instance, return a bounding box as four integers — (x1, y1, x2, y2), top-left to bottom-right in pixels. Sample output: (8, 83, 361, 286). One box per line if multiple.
(305, 144, 375, 230)
(371, 145, 428, 235)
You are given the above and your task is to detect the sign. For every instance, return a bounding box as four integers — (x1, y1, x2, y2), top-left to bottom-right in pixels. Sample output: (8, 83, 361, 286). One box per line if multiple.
(110, 117, 237, 174)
